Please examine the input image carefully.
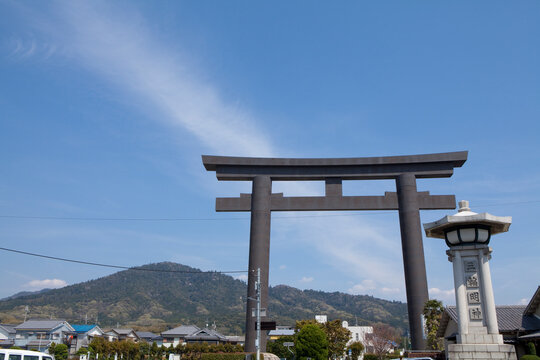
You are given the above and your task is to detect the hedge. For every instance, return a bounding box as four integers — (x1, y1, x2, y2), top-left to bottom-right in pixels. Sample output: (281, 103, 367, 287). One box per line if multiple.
(200, 353, 246, 360)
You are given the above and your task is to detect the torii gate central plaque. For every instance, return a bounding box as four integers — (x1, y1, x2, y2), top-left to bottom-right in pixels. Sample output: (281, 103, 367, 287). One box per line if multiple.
(203, 151, 468, 351)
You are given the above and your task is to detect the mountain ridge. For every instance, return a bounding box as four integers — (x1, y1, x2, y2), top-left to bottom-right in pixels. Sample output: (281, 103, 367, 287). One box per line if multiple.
(0, 262, 408, 334)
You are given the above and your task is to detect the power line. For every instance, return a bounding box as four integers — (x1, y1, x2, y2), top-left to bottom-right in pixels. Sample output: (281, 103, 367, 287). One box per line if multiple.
(0, 199, 538, 222)
(0, 212, 388, 221)
(0, 247, 248, 274)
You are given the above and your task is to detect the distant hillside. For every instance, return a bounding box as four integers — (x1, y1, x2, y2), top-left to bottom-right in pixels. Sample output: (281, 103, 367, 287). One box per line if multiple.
(0, 262, 408, 334)
(1, 288, 52, 301)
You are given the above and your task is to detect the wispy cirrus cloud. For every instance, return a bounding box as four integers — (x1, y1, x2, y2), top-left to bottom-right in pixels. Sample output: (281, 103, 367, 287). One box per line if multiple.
(34, 1, 274, 157)
(8, 1, 409, 299)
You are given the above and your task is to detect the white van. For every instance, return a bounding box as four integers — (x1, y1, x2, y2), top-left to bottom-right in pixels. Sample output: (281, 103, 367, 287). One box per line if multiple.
(0, 349, 54, 360)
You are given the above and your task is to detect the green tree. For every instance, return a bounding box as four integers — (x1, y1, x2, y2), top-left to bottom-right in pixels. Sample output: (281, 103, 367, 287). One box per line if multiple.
(423, 299, 444, 350)
(295, 324, 328, 360)
(267, 335, 295, 359)
(322, 320, 351, 360)
(151, 342, 159, 358)
(139, 342, 150, 359)
(89, 337, 111, 358)
(296, 319, 350, 360)
(76, 347, 89, 356)
(346, 342, 364, 360)
(52, 343, 69, 360)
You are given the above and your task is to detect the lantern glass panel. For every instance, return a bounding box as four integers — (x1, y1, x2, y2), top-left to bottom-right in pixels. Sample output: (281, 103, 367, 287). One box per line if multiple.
(460, 228, 476, 242)
(478, 229, 489, 242)
(447, 230, 459, 244)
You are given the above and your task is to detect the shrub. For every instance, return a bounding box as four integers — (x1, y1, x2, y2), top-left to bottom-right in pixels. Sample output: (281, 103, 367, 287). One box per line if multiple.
(200, 354, 246, 360)
(520, 356, 540, 360)
(528, 343, 537, 356)
(363, 354, 378, 360)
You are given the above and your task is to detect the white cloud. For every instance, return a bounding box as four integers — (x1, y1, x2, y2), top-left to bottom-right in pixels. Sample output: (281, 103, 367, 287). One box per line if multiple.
(26, 279, 67, 289)
(50, 1, 274, 157)
(518, 298, 529, 305)
(234, 274, 248, 282)
(348, 279, 376, 294)
(279, 265, 287, 270)
(278, 214, 406, 299)
(428, 287, 455, 303)
(300, 277, 314, 283)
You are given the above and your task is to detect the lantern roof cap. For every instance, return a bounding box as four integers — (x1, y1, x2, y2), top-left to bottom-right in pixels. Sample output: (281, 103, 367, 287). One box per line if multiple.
(423, 200, 512, 239)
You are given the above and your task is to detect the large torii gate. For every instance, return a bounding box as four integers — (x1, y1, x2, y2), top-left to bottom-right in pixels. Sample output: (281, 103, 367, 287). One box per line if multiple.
(203, 151, 468, 351)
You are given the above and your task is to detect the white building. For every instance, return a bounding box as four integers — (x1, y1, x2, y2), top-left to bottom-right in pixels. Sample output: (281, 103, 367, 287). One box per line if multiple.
(342, 321, 373, 346)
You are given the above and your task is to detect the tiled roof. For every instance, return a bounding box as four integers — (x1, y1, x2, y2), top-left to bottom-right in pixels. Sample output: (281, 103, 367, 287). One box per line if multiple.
(136, 331, 159, 339)
(0, 324, 16, 334)
(439, 305, 540, 337)
(185, 328, 227, 341)
(15, 320, 68, 331)
(112, 328, 136, 336)
(162, 325, 201, 337)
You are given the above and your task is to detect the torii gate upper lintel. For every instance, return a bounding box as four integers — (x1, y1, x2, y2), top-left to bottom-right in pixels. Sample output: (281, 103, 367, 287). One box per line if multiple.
(202, 151, 468, 352)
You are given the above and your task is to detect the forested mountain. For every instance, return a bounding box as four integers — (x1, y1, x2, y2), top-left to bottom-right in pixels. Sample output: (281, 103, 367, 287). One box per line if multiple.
(0, 262, 408, 335)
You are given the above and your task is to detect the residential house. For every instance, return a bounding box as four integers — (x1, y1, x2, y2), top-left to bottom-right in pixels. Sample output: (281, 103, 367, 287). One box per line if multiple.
(0, 324, 16, 348)
(437, 286, 540, 359)
(104, 329, 140, 342)
(184, 328, 229, 344)
(161, 325, 201, 348)
(224, 335, 244, 346)
(69, 325, 104, 355)
(14, 319, 74, 351)
(136, 331, 161, 345)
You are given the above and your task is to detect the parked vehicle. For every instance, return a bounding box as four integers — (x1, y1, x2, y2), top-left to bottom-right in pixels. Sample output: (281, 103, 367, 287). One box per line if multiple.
(0, 349, 54, 360)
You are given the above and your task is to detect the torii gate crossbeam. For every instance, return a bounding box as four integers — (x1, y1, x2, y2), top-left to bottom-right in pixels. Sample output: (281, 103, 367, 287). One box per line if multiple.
(203, 151, 468, 351)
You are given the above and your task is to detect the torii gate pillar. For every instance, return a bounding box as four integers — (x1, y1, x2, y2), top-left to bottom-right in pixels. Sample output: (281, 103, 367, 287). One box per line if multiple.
(246, 176, 272, 353)
(203, 151, 468, 351)
(396, 173, 430, 349)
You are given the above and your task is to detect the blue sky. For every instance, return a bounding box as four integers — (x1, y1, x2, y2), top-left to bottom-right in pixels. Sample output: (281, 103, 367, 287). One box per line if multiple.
(0, 1, 539, 310)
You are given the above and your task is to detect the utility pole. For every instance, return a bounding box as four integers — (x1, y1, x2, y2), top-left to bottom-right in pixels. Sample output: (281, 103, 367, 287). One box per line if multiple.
(256, 268, 261, 360)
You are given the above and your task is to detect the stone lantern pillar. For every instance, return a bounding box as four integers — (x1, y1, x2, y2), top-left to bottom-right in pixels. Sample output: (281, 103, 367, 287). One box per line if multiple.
(423, 200, 517, 360)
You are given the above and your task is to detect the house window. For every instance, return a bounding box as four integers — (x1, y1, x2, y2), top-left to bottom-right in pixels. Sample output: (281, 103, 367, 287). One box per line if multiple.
(355, 333, 359, 341)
